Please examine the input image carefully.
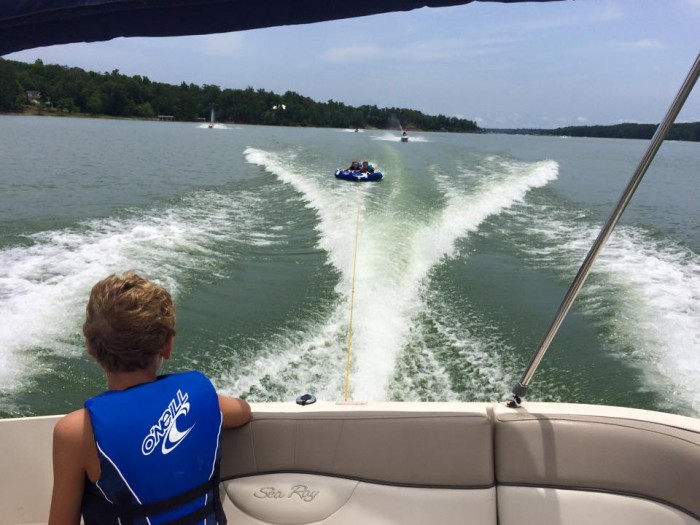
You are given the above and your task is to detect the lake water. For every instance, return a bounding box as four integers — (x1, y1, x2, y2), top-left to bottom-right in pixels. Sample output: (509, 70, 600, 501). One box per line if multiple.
(0, 115, 698, 418)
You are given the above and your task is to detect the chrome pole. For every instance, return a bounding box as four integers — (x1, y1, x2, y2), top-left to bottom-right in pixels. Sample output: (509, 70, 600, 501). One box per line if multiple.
(506, 53, 700, 407)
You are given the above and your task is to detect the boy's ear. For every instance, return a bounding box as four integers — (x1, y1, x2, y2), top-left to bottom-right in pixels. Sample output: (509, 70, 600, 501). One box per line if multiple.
(85, 339, 97, 358)
(162, 337, 174, 359)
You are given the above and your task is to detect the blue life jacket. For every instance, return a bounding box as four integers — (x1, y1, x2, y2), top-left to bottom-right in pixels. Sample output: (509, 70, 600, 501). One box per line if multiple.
(81, 370, 226, 525)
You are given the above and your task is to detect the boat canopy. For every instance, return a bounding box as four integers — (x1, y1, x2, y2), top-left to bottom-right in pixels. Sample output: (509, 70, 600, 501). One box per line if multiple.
(0, 0, 561, 56)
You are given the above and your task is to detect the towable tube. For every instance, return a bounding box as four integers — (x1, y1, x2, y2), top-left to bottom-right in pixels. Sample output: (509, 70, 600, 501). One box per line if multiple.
(335, 169, 383, 182)
(0, 1, 564, 56)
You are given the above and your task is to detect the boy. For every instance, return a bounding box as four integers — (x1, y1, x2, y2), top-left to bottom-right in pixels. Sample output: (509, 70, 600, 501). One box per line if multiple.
(49, 272, 250, 524)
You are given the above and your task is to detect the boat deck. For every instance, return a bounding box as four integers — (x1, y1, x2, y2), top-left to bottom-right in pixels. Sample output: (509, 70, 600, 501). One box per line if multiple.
(2, 402, 699, 524)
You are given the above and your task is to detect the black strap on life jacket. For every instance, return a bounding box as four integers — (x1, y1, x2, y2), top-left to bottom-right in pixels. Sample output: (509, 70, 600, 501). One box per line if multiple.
(84, 465, 226, 525)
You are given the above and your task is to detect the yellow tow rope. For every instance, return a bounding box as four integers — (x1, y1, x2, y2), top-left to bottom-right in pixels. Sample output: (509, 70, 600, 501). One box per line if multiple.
(343, 205, 362, 402)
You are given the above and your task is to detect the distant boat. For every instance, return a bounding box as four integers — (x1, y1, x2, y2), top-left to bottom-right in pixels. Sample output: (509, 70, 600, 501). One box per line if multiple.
(208, 106, 215, 128)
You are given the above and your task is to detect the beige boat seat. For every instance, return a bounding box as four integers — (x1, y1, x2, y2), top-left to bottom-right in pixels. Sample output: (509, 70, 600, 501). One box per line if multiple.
(494, 403, 700, 525)
(219, 403, 496, 525)
(2, 402, 699, 524)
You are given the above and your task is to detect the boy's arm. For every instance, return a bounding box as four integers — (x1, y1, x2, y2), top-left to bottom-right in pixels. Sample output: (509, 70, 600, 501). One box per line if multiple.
(218, 394, 252, 429)
(48, 410, 87, 525)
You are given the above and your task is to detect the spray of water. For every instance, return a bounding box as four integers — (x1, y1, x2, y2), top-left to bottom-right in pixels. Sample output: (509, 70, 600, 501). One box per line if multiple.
(232, 148, 558, 401)
(0, 190, 267, 395)
(503, 201, 700, 415)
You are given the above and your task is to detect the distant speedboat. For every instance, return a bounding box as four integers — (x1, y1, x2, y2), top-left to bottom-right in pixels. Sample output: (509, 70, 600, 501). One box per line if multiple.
(208, 106, 215, 128)
(401, 132, 409, 142)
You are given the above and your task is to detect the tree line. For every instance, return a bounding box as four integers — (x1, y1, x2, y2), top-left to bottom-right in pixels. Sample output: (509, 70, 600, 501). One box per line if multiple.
(537, 123, 700, 142)
(0, 58, 480, 132)
(486, 122, 700, 142)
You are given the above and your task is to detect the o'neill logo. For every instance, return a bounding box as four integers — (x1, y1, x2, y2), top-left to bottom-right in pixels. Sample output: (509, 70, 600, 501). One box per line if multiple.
(142, 389, 195, 456)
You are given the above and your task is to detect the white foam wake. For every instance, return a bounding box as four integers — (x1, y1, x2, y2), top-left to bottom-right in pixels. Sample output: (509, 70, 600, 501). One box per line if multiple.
(240, 148, 558, 401)
(510, 204, 700, 415)
(0, 190, 265, 394)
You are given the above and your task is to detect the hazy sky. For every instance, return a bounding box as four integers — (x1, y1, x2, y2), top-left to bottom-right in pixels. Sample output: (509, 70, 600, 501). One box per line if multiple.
(5, 0, 700, 128)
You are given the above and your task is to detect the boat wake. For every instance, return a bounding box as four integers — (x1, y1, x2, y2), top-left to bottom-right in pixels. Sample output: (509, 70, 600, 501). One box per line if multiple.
(197, 123, 237, 130)
(0, 190, 270, 403)
(3, 140, 695, 415)
(222, 148, 558, 401)
(370, 132, 429, 143)
(501, 201, 700, 414)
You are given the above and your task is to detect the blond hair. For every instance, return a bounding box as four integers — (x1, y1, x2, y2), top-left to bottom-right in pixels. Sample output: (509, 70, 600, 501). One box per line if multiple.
(83, 272, 176, 373)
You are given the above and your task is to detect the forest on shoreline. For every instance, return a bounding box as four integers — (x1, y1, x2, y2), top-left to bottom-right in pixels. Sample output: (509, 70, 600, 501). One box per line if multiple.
(1, 58, 698, 141)
(0, 58, 478, 132)
(493, 122, 700, 142)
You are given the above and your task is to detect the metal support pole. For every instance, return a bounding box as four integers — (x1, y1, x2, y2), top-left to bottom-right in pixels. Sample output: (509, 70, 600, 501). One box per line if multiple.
(506, 53, 700, 407)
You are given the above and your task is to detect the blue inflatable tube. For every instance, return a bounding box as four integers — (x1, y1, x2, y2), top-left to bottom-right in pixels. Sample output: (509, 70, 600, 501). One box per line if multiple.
(335, 169, 383, 182)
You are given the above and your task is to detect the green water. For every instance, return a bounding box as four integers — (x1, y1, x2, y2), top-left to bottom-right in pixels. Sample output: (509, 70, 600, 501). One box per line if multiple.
(0, 116, 698, 417)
